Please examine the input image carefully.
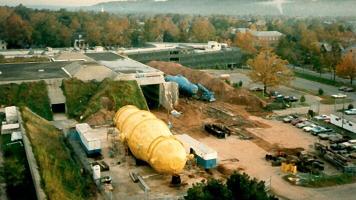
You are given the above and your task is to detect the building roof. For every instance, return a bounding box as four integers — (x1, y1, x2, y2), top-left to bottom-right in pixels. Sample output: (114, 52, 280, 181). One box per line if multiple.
(0, 62, 70, 82)
(250, 31, 283, 37)
(85, 52, 161, 74)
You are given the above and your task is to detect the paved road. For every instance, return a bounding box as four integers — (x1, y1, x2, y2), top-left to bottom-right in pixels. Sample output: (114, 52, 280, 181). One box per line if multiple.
(291, 66, 354, 86)
(204, 69, 356, 105)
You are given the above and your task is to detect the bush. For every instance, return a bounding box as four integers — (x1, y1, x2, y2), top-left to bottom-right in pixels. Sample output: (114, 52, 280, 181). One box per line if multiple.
(318, 88, 324, 96)
(185, 172, 277, 200)
(225, 79, 231, 85)
(265, 102, 287, 111)
(348, 104, 354, 110)
(238, 80, 243, 87)
(300, 95, 306, 103)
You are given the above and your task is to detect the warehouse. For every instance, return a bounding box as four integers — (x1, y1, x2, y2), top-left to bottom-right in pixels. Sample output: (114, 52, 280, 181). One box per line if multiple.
(126, 42, 243, 69)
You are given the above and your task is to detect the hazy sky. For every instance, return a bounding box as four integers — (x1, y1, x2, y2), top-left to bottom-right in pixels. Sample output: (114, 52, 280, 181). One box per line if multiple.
(0, 0, 110, 6)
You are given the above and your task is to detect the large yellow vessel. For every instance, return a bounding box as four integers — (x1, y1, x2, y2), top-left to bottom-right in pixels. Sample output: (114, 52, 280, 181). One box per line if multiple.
(114, 105, 187, 174)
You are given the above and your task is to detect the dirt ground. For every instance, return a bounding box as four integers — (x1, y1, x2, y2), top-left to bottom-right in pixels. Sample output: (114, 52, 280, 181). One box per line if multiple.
(151, 98, 356, 200)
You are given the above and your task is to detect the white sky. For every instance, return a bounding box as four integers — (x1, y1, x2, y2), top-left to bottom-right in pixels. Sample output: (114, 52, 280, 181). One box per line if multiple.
(0, 0, 111, 6)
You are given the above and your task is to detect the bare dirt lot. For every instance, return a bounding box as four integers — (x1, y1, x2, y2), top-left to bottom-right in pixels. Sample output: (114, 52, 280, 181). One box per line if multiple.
(152, 98, 356, 200)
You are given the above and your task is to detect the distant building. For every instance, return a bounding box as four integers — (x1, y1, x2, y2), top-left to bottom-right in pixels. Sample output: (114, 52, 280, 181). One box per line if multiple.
(249, 30, 283, 44)
(0, 40, 7, 50)
(231, 28, 283, 45)
(126, 42, 242, 69)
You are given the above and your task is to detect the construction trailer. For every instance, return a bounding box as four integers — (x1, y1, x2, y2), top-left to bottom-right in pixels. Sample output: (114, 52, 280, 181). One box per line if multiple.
(176, 134, 218, 169)
(5, 106, 18, 124)
(1, 123, 20, 135)
(75, 123, 105, 156)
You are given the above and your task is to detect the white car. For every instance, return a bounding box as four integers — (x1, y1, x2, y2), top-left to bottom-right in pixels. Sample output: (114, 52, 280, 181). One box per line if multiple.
(331, 94, 347, 99)
(296, 121, 312, 128)
(345, 109, 356, 115)
(314, 115, 330, 120)
(303, 124, 317, 132)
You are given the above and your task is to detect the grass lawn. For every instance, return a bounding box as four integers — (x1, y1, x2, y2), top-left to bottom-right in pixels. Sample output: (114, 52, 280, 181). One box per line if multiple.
(284, 173, 356, 188)
(0, 81, 52, 120)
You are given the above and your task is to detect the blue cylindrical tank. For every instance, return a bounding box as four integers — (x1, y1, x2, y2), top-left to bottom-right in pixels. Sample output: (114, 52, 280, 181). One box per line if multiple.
(165, 75, 198, 96)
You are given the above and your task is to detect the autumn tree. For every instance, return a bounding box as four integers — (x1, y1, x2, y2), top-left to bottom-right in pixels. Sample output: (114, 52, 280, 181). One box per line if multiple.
(190, 17, 216, 42)
(233, 32, 257, 55)
(336, 52, 356, 84)
(247, 49, 293, 93)
(4, 13, 32, 47)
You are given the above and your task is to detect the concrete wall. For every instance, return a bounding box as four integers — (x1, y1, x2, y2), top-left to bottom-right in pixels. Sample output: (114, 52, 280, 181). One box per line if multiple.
(18, 109, 47, 200)
(159, 82, 179, 110)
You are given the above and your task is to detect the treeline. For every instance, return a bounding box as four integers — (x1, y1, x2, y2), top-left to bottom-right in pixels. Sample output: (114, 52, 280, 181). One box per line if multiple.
(271, 18, 355, 75)
(0, 5, 245, 48)
(0, 5, 354, 74)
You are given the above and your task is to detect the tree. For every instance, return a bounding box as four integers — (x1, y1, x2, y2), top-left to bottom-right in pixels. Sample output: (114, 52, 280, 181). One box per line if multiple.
(4, 13, 32, 48)
(324, 42, 342, 81)
(233, 32, 257, 55)
(247, 49, 293, 93)
(336, 52, 356, 84)
(190, 18, 216, 42)
(227, 173, 277, 200)
(185, 179, 232, 200)
(185, 172, 277, 200)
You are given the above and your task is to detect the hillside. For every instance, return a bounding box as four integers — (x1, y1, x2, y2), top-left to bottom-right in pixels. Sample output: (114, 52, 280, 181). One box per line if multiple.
(62, 78, 148, 125)
(21, 107, 96, 200)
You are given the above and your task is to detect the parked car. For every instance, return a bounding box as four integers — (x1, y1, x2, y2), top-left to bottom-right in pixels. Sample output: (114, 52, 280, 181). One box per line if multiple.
(284, 96, 298, 102)
(331, 94, 347, 98)
(314, 115, 330, 121)
(303, 124, 317, 132)
(345, 109, 356, 115)
(330, 143, 347, 150)
(311, 126, 333, 135)
(296, 121, 312, 128)
(318, 133, 330, 140)
(283, 115, 298, 123)
(270, 91, 280, 97)
(339, 86, 354, 92)
(249, 86, 263, 91)
(291, 118, 307, 126)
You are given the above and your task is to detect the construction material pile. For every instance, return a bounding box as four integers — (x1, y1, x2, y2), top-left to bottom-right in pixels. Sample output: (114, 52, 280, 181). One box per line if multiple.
(147, 61, 265, 110)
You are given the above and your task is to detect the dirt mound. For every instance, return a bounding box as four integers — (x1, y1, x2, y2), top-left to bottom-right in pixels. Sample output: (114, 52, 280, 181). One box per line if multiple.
(85, 109, 115, 126)
(147, 61, 265, 110)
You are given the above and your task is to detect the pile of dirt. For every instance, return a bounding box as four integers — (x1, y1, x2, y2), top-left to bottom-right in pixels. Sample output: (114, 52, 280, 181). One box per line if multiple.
(85, 109, 115, 126)
(147, 61, 266, 111)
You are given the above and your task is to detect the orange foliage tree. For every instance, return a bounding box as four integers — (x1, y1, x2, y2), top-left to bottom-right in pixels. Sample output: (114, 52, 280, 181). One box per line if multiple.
(247, 49, 293, 93)
(336, 52, 356, 84)
(233, 32, 257, 54)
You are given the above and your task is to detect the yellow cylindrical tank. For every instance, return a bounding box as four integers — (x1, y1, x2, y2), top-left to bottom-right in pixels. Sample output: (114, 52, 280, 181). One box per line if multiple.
(114, 105, 187, 174)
